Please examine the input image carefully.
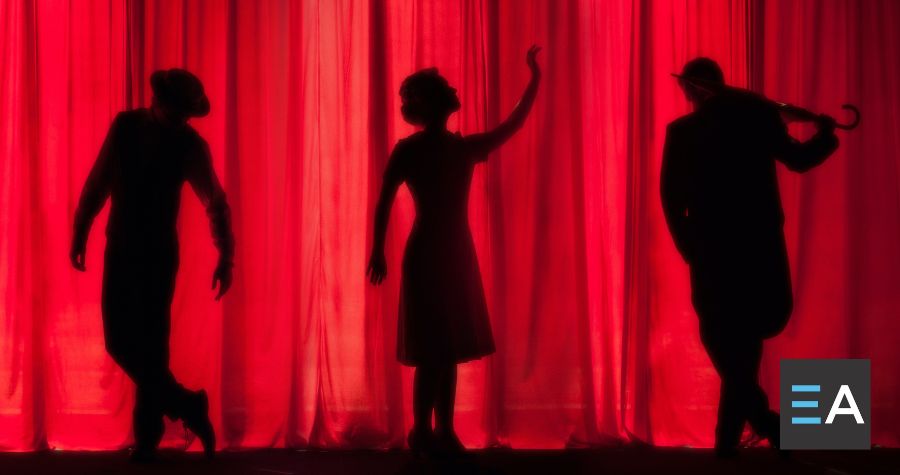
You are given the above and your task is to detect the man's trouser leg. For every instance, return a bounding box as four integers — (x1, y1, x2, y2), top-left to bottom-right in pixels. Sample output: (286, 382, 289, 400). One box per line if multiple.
(103, 265, 194, 450)
(133, 380, 165, 450)
(700, 322, 774, 448)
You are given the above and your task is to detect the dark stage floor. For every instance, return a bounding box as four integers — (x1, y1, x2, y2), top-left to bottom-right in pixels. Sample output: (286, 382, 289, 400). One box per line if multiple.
(0, 447, 897, 475)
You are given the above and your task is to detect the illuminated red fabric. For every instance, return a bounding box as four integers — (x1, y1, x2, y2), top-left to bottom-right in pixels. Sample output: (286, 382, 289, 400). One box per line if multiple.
(1, 0, 898, 451)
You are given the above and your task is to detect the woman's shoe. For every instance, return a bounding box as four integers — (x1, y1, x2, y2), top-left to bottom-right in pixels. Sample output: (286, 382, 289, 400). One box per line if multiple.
(433, 429, 465, 456)
(407, 427, 434, 458)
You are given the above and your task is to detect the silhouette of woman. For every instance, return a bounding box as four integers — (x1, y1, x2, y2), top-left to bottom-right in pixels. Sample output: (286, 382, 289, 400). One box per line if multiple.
(368, 46, 541, 456)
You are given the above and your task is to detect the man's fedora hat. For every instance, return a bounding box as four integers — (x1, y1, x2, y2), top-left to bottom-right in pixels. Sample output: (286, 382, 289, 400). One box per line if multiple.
(150, 68, 210, 118)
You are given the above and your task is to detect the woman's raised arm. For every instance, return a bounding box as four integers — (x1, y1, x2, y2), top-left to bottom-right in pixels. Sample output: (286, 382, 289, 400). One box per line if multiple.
(466, 45, 541, 158)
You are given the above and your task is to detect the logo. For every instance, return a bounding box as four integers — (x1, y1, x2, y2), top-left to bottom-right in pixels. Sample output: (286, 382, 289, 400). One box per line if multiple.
(780, 359, 870, 450)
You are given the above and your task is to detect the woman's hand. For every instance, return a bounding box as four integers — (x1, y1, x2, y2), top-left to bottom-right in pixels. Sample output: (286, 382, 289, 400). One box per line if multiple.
(526, 44, 542, 78)
(367, 249, 387, 285)
(463, 44, 542, 156)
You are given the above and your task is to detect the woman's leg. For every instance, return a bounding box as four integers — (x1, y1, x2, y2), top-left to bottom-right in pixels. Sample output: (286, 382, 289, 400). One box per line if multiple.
(413, 365, 438, 432)
(433, 363, 457, 435)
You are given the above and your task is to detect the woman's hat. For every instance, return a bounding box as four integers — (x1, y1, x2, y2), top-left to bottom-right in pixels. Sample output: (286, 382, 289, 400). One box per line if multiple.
(150, 69, 210, 118)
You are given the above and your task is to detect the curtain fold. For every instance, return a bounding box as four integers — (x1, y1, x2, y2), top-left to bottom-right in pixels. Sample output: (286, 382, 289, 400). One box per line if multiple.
(0, 0, 898, 450)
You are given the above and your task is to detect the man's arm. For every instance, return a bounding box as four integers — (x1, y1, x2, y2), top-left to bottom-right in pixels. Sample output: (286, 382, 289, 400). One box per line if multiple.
(187, 137, 235, 300)
(770, 108, 840, 172)
(660, 123, 693, 262)
(71, 114, 120, 271)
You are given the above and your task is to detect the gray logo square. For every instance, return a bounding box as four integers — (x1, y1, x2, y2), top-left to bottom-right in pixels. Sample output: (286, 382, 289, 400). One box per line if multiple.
(780, 359, 870, 450)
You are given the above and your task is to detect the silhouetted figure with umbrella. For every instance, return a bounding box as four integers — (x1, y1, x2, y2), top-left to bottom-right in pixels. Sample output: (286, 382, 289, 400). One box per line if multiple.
(71, 69, 233, 462)
(368, 46, 541, 457)
(661, 58, 839, 457)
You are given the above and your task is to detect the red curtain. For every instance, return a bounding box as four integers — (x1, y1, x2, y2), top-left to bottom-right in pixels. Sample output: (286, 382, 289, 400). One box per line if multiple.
(1, 0, 898, 451)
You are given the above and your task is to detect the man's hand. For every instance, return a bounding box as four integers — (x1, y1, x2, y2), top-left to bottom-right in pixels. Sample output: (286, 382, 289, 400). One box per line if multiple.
(816, 114, 837, 133)
(212, 261, 233, 300)
(526, 44, 542, 79)
(70, 240, 87, 272)
(814, 114, 840, 151)
(366, 250, 387, 285)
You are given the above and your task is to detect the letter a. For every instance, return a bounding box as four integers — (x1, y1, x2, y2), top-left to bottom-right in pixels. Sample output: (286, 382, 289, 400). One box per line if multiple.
(826, 385, 864, 424)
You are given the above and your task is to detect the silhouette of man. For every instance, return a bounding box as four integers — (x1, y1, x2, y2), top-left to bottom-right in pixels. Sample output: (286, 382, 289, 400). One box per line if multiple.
(70, 69, 233, 462)
(661, 58, 839, 456)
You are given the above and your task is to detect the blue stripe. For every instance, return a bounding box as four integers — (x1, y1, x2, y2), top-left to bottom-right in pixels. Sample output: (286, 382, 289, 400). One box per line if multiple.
(791, 385, 821, 392)
(792, 417, 822, 425)
(791, 400, 819, 408)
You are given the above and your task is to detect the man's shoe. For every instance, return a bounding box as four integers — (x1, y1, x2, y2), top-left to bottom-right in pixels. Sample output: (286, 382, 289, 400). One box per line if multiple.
(182, 389, 216, 459)
(714, 445, 738, 459)
(129, 447, 158, 464)
(756, 414, 791, 460)
(766, 430, 792, 460)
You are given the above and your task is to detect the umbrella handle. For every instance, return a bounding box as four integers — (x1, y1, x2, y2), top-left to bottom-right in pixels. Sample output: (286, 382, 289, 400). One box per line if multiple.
(835, 104, 861, 130)
(777, 102, 861, 131)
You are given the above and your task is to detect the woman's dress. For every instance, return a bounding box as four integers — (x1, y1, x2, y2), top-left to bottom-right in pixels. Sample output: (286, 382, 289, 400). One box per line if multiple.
(387, 131, 495, 366)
